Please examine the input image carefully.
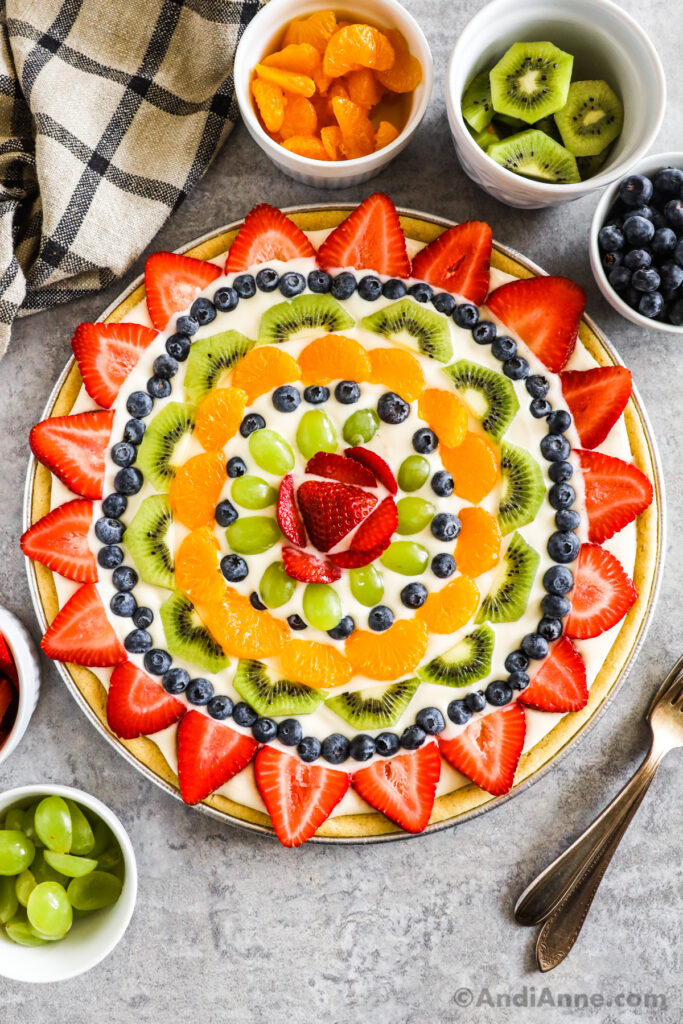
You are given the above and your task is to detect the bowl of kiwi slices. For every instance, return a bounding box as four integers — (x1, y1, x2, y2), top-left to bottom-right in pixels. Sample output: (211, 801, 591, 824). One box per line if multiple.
(446, 0, 665, 208)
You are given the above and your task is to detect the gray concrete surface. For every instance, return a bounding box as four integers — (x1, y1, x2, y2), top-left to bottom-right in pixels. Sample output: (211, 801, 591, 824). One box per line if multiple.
(0, 1, 681, 1020)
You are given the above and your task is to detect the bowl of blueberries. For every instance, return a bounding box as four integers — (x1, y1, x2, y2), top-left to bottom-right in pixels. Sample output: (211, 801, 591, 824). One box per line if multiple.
(590, 152, 683, 332)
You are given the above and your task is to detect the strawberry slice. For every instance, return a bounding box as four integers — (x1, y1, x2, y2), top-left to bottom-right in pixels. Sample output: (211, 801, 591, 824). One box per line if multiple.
(351, 742, 441, 833)
(255, 745, 350, 847)
(519, 638, 588, 713)
(344, 446, 397, 495)
(486, 276, 585, 373)
(21, 499, 97, 583)
(576, 449, 653, 544)
(0, 676, 14, 724)
(0, 636, 17, 684)
(282, 546, 342, 584)
(565, 543, 638, 640)
(30, 410, 114, 500)
(106, 661, 185, 740)
(277, 474, 306, 546)
(144, 251, 221, 330)
(177, 710, 258, 805)
(41, 583, 126, 667)
(411, 221, 492, 305)
(306, 451, 376, 487)
(561, 366, 632, 449)
(317, 193, 411, 277)
(438, 702, 526, 796)
(328, 495, 397, 568)
(225, 203, 317, 272)
(71, 322, 158, 408)
(297, 480, 377, 552)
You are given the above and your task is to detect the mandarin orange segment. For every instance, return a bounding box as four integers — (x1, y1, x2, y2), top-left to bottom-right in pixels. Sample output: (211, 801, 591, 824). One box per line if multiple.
(201, 588, 288, 659)
(440, 431, 500, 504)
(282, 135, 329, 159)
(279, 93, 318, 139)
(175, 527, 226, 605)
(454, 507, 502, 577)
(375, 120, 400, 151)
(323, 24, 395, 78)
(417, 575, 480, 634)
(283, 10, 337, 53)
(311, 63, 333, 95)
(194, 386, 247, 451)
(376, 29, 423, 93)
(320, 124, 344, 159)
(279, 639, 352, 689)
(331, 96, 375, 158)
(169, 450, 226, 530)
(262, 42, 322, 75)
(255, 64, 316, 98)
(251, 77, 286, 133)
(417, 388, 468, 448)
(345, 619, 429, 681)
(368, 347, 425, 402)
(298, 334, 372, 385)
(346, 67, 384, 108)
(231, 346, 301, 403)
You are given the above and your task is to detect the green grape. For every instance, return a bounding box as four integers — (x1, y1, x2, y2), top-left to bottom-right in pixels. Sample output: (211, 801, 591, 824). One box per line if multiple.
(4, 808, 30, 833)
(259, 561, 296, 608)
(35, 795, 72, 854)
(44, 852, 98, 879)
(96, 845, 125, 880)
(396, 497, 436, 535)
(15, 870, 36, 907)
(231, 475, 277, 510)
(302, 583, 342, 631)
(0, 831, 35, 875)
(67, 871, 123, 912)
(380, 541, 429, 575)
(248, 428, 294, 475)
(397, 455, 430, 492)
(5, 918, 47, 946)
(0, 875, 18, 924)
(88, 819, 114, 859)
(349, 564, 384, 607)
(226, 516, 281, 555)
(296, 410, 338, 460)
(22, 802, 44, 847)
(27, 882, 73, 940)
(343, 408, 379, 446)
(32, 850, 68, 887)
(65, 800, 95, 856)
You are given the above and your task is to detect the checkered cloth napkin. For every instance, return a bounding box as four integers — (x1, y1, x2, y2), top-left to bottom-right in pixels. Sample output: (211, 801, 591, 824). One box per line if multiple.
(0, 0, 265, 358)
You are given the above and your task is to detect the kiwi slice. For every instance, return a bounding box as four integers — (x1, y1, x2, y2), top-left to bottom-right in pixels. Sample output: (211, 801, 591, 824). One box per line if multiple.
(233, 659, 325, 716)
(184, 330, 254, 403)
(417, 625, 494, 687)
(124, 494, 174, 590)
(160, 591, 229, 674)
(461, 70, 495, 133)
(258, 294, 354, 344)
(490, 41, 573, 124)
(135, 402, 196, 492)
(361, 298, 453, 363)
(533, 116, 561, 142)
(577, 141, 614, 181)
(498, 441, 545, 535)
(475, 531, 540, 624)
(325, 679, 419, 729)
(488, 130, 580, 184)
(442, 360, 518, 441)
(494, 113, 528, 133)
(554, 80, 623, 157)
(469, 123, 500, 151)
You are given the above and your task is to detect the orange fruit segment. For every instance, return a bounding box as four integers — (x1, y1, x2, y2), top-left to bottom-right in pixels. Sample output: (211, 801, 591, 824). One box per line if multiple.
(346, 67, 384, 108)
(262, 43, 321, 75)
(251, 77, 286, 133)
(169, 451, 226, 530)
(323, 24, 395, 78)
(175, 527, 226, 605)
(279, 94, 318, 139)
(417, 575, 480, 634)
(440, 431, 500, 504)
(231, 346, 301, 403)
(320, 124, 344, 159)
(279, 639, 352, 689)
(375, 120, 400, 151)
(283, 10, 337, 53)
(376, 30, 423, 93)
(454, 507, 502, 577)
(331, 96, 374, 158)
(201, 588, 288, 660)
(255, 64, 316, 98)
(282, 135, 329, 159)
(345, 619, 429, 681)
(298, 334, 372, 385)
(368, 347, 425, 402)
(417, 388, 468, 448)
(194, 386, 247, 451)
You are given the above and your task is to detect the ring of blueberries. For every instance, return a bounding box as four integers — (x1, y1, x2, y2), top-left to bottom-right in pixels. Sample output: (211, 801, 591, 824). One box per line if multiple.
(96, 266, 579, 765)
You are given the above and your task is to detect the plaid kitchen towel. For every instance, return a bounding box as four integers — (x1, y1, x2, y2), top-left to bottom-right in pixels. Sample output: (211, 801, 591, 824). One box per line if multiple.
(0, 0, 265, 359)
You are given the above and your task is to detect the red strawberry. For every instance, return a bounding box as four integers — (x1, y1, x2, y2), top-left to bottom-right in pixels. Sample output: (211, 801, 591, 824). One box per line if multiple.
(297, 480, 377, 552)
(411, 221, 492, 305)
(71, 322, 158, 408)
(225, 204, 317, 272)
(328, 495, 397, 568)
(576, 449, 653, 544)
(351, 742, 441, 833)
(318, 193, 411, 277)
(306, 451, 376, 487)
(0, 676, 14, 724)
(565, 543, 638, 640)
(519, 638, 588, 713)
(277, 474, 306, 546)
(177, 710, 258, 805)
(0, 636, 17, 684)
(41, 583, 126, 667)
(106, 661, 185, 739)
(486, 276, 585, 373)
(20, 499, 97, 583)
(344, 447, 397, 495)
(30, 410, 114, 499)
(561, 366, 632, 449)
(282, 546, 342, 584)
(144, 251, 221, 330)
(438, 702, 526, 796)
(254, 745, 349, 847)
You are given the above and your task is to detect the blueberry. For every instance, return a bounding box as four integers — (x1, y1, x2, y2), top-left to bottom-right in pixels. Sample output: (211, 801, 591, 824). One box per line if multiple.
(186, 677, 214, 705)
(491, 335, 517, 361)
(124, 629, 151, 654)
(453, 303, 479, 329)
(530, 398, 552, 418)
(97, 545, 123, 569)
(331, 272, 356, 299)
(431, 512, 460, 542)
(432, 553, 456, 578)
(215, 500, 238, 527)
(639, 292, 665, 318)
(412, 427, 438, 453)
(521, 633, 549, 660)
(526, 375, 549, 399)
(556, 509, 580, 531)
(447, 699, 471, 725)
(400, 583, 428, 609)
(127, 391, 153, 418)
(153, 353, 179, 379)
(213, 287, 238, 312)
(327, 615, 355, 640)
(252, 717, 277, 742)
(632, 267, 661, 293)
(547, 409, 571, 434)
(650, 207, 668, 229)
(369, 605, 394, 631)
(539, 616, 563, 642)
(147, 377, 171, 399)
(287, 614, 307, 631)
(227, 456, 247, 477)
(485, 680, 513, 707)
(541, 434, 571, 462)
(298, 736, 322, 762)
(674, 240, 683, 268)
(208, 695, 233, 720)
(652, 227, 677, 257)
(432, 292, 456, 315)
(401, 724, 426, 749)
(112, 566, 138, 591)
(335, 380, 361, 404)
(95, 517, 125, 544)
(111, 441, 136, 467)
(619, 174, 653, 207)
(308, 269, 332, 293)
(623, 249, 652, 271)
(233, 702, 257, 727)
(542, 593, 571, 618)
(176, 315, 199, 336)
(144, 648, 172, 675)
(115, 467, 143, 495)
(602, 251, 622, 272)
(321, 733, 350, 764)
(375, 732, 400, 756)
(664, 199, 683, 231)
(358, 275, 382, 301)
(464, 691, 486, 713)
(123, 419, 146, 445)
(221, 554, 248, 582)
(503, 357, 529, 381)
(102, 493, 127, 518)
(623, 216, 655, 247)
(278, 271, 305, 298)
(659, 261, 683, 292)
(303, 385, 329, 404)
(350, 734, 376, 761)
(416, 707, 445, 734)
(549, 482, 575, 510)
(598, 224, 624, 251)
(653, 166, 683, 195)
(505, 651, 529, 673)
(377, 391, 409, 424)
(233, 274, 256, 298)
(163, 668, 189, 694)
(431, 470, 454, 497)
(608, 265, 632, 292)
(548, 530, 580, 563)
(110, 592, 136, 617)
(669, 299, 683, 326)
(509, 671, 529, 691)
(409, 282, 433, 303)
(133, 606, 154, 629)
(273, 385, 301, 412)
(240, 413, 266, 437)
(472, 320, 497, 345)
(276, 718, 302, 747)
(255, 268, 279, 292)
(549, 460, 573, 483)
(544, 565, 574, 594)
(382, 278, 407, 299)
(625, 204, 654, 222)
(623, 286, 642, 308)
(250, 591, 266, 610)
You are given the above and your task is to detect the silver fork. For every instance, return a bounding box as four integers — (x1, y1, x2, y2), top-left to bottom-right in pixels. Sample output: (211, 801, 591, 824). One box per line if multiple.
(515, 655, 683, 971)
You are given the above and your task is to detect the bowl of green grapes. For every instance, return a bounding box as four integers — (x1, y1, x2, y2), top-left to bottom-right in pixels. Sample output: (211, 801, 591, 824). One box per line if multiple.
(0, 785, 137, 982)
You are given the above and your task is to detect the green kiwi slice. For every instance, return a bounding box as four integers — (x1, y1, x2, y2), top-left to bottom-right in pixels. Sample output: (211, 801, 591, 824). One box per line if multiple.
(258, 294, 354, 344)
(233, 659, 325, 716)
(488, 130, 580, 184)
(124, 494, 174, 590)
(461, 70, 495, 133)
(577, 141, 614, 181)
(325, 679, 419, 729)
(469, 123, 500, 151)
(160, 591, 229, 674)
(135, 402, 196, 493)
(442, 360, 519, 441)
(497, 441, 545, 536)
(554, 80, 624, 157)
(184, 330, 254, 403)
(475, 532, 540, 624)
(489, 41, 573, 124)
(361, 298, 453, 362)
(416, 625, 494, 687)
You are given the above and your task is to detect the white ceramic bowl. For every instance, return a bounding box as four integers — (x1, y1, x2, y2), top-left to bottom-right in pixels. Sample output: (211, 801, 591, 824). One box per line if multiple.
(0, 785, 137, 983)
(446, 0, 666, 209)
(590, 151, 683, 333)
(234, 0, 433, 188)
(0, 606, 41, 768)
